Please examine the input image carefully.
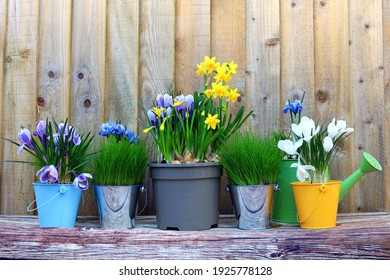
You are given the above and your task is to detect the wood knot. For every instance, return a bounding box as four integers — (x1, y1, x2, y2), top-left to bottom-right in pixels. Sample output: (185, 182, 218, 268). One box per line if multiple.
(320, 1, 327, 7)
(265, 37, 280, 47)
(78, 72, 85, 80)
(6, 55, 12, 63)
(48, 70, 56, 79)
(291, 1, 296, 8)
(83, 98, 92, 108)
(20, 49, 31, 59)
(317, 89, 329, 103)
(37, 97, 45, 107)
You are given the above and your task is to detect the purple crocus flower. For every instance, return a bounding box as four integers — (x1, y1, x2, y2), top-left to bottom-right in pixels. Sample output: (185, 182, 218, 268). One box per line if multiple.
(156, 93, 173, 108)
(33, 120, 47, 150)
(36, 165, 59, 184)
(174, 94, 187, 119)
(72, 128, 81, 145)
(72, 172, 92, 190)
(185, 94, 195, 117)
(282, 99, 303, 115)
(17, 128, 34, 154)
(147, 109, 158, 127)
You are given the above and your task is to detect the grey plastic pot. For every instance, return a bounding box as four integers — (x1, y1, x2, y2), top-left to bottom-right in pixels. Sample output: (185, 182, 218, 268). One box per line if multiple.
(95, 185, 142, 228)
(149, 162, 222, 231)
(228, 184, 277, 230)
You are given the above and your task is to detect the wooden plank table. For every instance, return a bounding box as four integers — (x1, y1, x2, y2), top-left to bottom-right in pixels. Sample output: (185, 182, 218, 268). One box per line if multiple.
(0, 212, 389, 260)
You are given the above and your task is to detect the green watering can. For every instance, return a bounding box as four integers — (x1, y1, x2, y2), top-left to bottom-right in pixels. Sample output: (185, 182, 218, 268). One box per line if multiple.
(272, 151, 382, 224)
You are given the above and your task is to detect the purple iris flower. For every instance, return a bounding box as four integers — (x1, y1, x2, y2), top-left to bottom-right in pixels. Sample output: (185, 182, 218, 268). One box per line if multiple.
(99, 121, 114, 137)
(17, 128, 34, 154)
(72, 172, 92, 190)
(36, 165, 59, 183)
(156, 93, 173, 109)
(110, 123, 126, 136)
(33, 120, 47, 150)
(147, 109, 158, 127)
(125, 129, 139, 144)
(282, 99, 303, 115)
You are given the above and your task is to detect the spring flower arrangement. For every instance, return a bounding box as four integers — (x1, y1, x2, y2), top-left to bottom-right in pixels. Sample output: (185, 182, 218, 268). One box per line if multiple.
(93, 121, 148, 185)
(139, 56, 253, 163)
(277, 94, 354, 183)
(5, 119, 94, 189)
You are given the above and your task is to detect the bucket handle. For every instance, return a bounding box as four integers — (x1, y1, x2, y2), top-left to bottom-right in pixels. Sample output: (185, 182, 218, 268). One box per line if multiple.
(27, 185, 68, 212)
(296, 184, 327, 224)
(137, 186, 147, 216)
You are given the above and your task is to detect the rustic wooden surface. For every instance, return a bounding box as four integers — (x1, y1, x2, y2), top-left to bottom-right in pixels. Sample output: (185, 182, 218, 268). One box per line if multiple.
(0, 212, 389, 260)
(1, 0, 390, 215)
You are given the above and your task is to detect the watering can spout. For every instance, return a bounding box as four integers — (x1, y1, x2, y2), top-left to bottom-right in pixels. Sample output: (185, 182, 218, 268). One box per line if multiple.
(339, 152, 382, 202)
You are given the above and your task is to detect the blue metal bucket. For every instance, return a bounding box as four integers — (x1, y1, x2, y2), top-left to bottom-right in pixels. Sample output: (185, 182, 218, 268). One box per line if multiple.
(31, 182, 82, 227)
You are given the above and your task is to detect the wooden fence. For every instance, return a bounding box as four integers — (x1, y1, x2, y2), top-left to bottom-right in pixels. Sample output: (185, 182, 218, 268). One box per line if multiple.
(0, 0, 389, 216)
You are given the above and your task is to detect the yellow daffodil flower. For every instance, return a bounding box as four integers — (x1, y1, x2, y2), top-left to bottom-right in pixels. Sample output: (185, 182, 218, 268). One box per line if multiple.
(226, 61, 238, 75)
(212, 82, 229, 99)
(204, 114, 220, 130)
(173, 99, 184, 107)
(214, 65, 231, 83)
(204, 89, 213, 99)
(143, 126, 155, 133)
(152, 107, 165, 118)
(226, 88, 240, 102)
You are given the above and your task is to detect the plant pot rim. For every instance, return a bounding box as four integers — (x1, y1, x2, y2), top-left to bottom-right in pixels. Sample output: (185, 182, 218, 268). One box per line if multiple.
(94, 184, 143, 188)
(291, 180, 342, 186)
(149, 162, 221, 168)
(228, 183, 276, 188)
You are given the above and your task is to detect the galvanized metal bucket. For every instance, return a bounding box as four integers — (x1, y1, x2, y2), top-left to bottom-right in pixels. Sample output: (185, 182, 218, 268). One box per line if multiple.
(228, 184, 277, 230)
(95, 185, 143, 228)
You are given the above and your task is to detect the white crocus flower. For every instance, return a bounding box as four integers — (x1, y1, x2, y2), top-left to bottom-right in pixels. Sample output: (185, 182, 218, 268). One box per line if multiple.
(277, 139, 303, 156)
(323, 136, 333, 152)
(291, 158, 316, 182)
(327, 118, 354, 140)
(291, 116, 320, 143)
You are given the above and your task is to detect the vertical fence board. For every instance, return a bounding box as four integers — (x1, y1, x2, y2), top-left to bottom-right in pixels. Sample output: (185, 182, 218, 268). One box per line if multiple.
(71, 0, 106, 215)
(105, 0, 139, 130)
(382, 0, 390, 211)
(246, 0, 280, 134)
(280, 0, 314, 118)
(349, 0, 385, 212)
(37, 0, 71, 121)
(313, 0, 354, 212)
(211, 0, 246, 119)
(139, 0, 175, 215)
(0, 0, 7, 214)
(1, 0, 39, 215)
(175, 0, 210, 95)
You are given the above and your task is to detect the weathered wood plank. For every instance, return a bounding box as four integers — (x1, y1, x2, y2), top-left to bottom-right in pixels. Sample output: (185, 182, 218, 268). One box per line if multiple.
(0, 0, 7, 214)
(71, 0, 106, 216)
(105, 0, 139, 130)
(1, 0, 39, 215)
(280, 0, 314, 117)
(383, 0, 390, 211)
(0, 213, 389, 259)
(175, 0, 210, 94)
(313, 0, 354, 213)
(246, 0, 280, 134)
(139, 0, 175, 214)
(349, 0, 385, 212)
(37, 0, 71, 120)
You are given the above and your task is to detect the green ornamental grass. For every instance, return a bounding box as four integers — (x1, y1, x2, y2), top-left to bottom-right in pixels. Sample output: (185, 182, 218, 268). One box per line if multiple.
(93, 122, 149, 186)
(219, 131, 284, 186)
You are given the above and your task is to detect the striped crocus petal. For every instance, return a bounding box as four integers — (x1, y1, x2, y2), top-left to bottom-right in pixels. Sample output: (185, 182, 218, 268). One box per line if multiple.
(36, 165, 59, 184)
(17, 128, 34, 154)
(72, 173, 92, 190)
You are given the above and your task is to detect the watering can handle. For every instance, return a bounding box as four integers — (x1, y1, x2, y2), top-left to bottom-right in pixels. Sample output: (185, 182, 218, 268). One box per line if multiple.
(26, 186, 68, 212)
